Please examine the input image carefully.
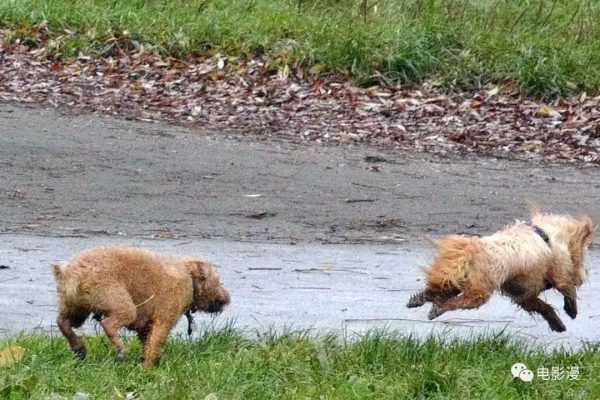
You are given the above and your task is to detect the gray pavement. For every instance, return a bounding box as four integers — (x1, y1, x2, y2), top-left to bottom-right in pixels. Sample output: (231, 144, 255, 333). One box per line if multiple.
(2, 104, 600, 244)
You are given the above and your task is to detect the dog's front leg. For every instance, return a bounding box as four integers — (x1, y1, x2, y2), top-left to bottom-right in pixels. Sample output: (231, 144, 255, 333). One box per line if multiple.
(57, 313, 87, 360)
(407, 290, 428, 308)
(428, 289, 490, 320)
(408, 287, 460, 309)
(142, 319, 176, 368)
(557, 285, 578, 319)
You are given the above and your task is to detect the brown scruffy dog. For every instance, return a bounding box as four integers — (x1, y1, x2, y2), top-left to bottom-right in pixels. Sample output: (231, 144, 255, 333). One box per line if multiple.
(407, 212, 594, 332)
(53, 246, 230, 368)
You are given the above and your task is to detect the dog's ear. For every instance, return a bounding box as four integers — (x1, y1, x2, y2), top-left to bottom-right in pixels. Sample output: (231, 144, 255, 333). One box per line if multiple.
(568, 216, 594, 287)
(578, 215, 594, 245)
(527, 203, 542, 219)
(185, 260, 210, 282)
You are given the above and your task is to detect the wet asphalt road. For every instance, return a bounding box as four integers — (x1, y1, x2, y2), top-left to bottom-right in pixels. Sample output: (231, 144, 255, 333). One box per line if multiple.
(1, 235, 600, 350)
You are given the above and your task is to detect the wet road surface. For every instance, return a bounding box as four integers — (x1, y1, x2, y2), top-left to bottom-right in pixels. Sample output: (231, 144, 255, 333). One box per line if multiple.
(1, 235, 599, 350)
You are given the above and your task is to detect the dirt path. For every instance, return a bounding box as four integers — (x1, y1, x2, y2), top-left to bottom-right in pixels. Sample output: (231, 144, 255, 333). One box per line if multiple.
(1, 103, 600, 244)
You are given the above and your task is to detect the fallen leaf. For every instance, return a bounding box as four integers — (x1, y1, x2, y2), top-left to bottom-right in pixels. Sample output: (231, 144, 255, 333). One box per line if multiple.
(278, 64, 289, 81)
(536, 105, 561, 119)
(0, 345, 25, 368)
(486, 86, 499, 98)
(50, 62, 63, 73)
(157, 232, 176, 239)
(309, 64, 327, 75)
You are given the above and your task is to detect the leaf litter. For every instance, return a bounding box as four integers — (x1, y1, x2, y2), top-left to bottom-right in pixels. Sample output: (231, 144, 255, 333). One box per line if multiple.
(1, 30, 599, 165)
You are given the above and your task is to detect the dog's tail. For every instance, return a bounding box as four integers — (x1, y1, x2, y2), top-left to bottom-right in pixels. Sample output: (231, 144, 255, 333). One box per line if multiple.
(52, 263, 80, 301)
(425, 235, 481, 291)
(52, 264, 62, 280)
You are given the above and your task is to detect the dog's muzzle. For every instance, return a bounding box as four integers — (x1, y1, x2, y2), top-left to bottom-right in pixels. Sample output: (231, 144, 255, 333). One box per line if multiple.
(206, 299, 227, 314)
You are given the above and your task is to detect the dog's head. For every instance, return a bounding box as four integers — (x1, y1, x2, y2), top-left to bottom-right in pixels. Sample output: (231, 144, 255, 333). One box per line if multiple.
(531, 212, 594, 287)
(185, 259, 230, 314)
(567, 215, 594, 286)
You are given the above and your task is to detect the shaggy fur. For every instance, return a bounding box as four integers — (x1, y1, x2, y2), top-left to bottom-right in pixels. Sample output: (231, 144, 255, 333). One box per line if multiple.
(407, 212, 594, 332)
(53, 246, 230, 368)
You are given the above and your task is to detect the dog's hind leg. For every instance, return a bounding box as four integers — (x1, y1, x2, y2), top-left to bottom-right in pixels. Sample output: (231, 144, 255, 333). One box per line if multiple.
(96, 287, 137, 361)
(518, 297, 566, 332)
(428, 289, 490, 320)
(57, 311, 89, 359)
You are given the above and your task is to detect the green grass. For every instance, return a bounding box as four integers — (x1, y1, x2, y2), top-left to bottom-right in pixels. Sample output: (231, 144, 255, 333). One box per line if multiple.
(1, 329, 600, 399)
(0, 0, 599, 97)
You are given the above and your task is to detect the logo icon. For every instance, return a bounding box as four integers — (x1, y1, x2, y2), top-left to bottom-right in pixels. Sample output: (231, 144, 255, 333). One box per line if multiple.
(511, 363, 534, 382)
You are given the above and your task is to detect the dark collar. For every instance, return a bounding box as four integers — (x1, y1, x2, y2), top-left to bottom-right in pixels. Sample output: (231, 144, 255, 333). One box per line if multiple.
(528, 223, 550, 246)
(185, 278, 198, 336)
(189, 276, 198, 312)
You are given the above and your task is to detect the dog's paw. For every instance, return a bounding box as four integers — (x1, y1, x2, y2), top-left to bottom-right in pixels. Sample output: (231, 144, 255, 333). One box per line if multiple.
(549, 319, 567, 333)
(73, 347, 87, 360)
(564, 306, 577, 320)
(115, 351, 127, 362)
(428, 305, 443, 320)
(564, 298, 577, 319)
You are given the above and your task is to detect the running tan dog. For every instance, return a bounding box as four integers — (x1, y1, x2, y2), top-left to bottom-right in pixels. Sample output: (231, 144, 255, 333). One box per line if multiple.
(53, 247, 230, 368)
(407, 212, 593, 332)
